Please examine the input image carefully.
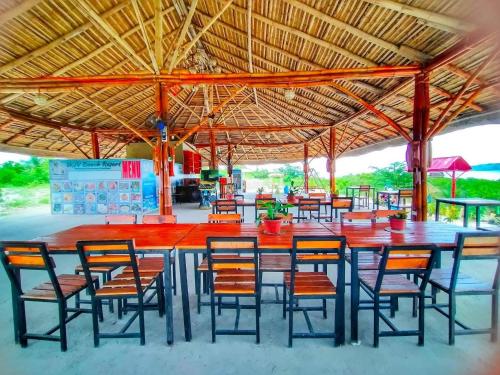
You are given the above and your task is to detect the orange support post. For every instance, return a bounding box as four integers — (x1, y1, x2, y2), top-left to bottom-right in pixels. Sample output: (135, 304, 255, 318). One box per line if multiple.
(329, 129, 336, 195)
(303, 143, 309, 194)
(410, 73, 430, 221)
(91, 132, 100, 159)
(209, 130, 218, 170)
(227, 144, 233, 177)
(155, 84, 172, 215)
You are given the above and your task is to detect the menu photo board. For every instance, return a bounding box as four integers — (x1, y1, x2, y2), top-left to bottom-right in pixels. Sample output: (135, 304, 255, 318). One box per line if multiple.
(49, 159, 157, 215)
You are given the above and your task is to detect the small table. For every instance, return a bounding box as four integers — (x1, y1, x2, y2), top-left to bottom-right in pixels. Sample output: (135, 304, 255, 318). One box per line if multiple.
(346, 186, 375, 209)
(375, 190, 399, 209)
(435, 197, 500, 228)
(33, 223, 197, 345)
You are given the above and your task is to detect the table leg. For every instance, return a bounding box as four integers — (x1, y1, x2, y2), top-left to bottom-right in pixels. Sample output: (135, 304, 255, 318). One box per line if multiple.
(476, 206, 480, 229)
(376, 192, 380, 210)
(179, 251, 192, 341)
(463, 205, 469, 227)
(435, 201, 440, 222)
(242, 205, 245, 222)
(350, 248, 360, 344)
(163, 252, 174, 345)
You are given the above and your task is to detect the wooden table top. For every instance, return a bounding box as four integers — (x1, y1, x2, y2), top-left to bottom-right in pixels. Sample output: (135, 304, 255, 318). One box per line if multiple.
(175, 222, 332, 250)
(321, 221, 478, 248)
(435, 197, 500, 206)
(33, 224, 197, 252)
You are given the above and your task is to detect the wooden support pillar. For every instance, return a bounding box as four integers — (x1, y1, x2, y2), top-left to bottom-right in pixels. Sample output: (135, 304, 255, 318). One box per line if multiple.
(329, 128, 336, 195)
(209, 129, 218, 170)
(91, 132, 100, 159)
(156, 83, 172, 215)
(410, 73, 430, 221)
(303, 143, 309, 194)
(227, 144, 233, 177)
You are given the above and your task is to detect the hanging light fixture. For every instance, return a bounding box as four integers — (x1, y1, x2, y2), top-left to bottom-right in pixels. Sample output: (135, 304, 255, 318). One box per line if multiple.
(33, 93, 48, 106)
(284, 89, 295, 102)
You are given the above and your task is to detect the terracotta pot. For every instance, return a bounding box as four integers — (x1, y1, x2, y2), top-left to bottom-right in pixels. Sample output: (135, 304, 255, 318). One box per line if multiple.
(225, 194, 234, 199)
(287, 196, 295, 204)
(389, 218, 406, 231)
(256, 194, 264, 199)
(263, 218, 282, 234)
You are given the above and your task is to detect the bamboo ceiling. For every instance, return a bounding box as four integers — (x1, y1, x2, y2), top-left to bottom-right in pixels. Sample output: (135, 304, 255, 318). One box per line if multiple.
(0, 0, 499, 164)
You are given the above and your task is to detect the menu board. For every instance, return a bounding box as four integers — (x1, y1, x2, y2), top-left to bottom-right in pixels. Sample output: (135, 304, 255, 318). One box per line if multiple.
(49, 159, 157, 215)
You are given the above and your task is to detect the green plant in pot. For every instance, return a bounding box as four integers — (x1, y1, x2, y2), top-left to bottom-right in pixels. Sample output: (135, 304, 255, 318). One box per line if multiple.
(257, 200, 294, 234)
(388, 211, 408, 231)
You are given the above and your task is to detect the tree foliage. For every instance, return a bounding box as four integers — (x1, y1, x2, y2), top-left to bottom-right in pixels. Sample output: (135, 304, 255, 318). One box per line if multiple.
(0, 157, 50, 187)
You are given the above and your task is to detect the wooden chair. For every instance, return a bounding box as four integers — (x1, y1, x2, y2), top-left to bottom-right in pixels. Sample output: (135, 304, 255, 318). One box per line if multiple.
(0, 241, 98, 351)
(208, 213, 242, 223)
(283, 235, 346, 347)
(309, 192, 327, 215)
(393, 188, 413, 211)
(372, 209, 406, 222)
(76, 240, 163, 346)
(340, 211, 375, 224)
(140, 214, 177, 295)
(213, 199, 238, 214)
(358, 244, 437, 347)
(297, 198, 321, 222)
(255, 198, 276, 221)
(142, 214, 177, 224)
(421, 232, 500, 345)
(104, 214, 137, 224)
(355, 185, 371, 209)
(206, 237, 260, 343)
(330, 197, 353, 221)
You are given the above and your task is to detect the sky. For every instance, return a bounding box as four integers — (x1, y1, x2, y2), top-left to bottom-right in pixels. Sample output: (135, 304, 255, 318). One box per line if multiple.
(0, 124, 499, 177)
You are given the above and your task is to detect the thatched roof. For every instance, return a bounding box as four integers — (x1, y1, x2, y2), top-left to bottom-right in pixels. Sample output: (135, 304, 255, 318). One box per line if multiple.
(0, 0, 498, 164)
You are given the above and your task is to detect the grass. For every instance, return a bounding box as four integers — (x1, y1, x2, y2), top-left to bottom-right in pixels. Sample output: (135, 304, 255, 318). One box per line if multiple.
(0, 185, 50, 214)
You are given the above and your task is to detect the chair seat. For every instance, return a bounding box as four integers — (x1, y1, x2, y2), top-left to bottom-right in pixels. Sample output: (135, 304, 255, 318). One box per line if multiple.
(22, 274, 96, 301)
(359, 270, 420, 295)
(214, 270, 256, 295)
(284, 272, 336, 296)
(95, 274, 155, 297)
(346, 251, 381, 270)
(426, 269, 494, 293)
(197, 255, 254, 272)
(75, 264, 117, 273)
(260, 254, 292, 271)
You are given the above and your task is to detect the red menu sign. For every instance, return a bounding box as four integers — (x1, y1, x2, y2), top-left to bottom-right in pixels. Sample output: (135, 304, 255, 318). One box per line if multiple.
(122, 160, 141, 179)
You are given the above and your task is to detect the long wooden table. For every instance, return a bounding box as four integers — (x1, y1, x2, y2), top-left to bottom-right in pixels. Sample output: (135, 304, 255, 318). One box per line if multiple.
(33, 223, 197, 345)
(175, 222, 333, 341)
(321, 221, 478, 344)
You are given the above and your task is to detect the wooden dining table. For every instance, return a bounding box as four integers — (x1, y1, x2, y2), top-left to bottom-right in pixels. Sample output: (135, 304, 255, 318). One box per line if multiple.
(321, 221, 478, 344)
(175, 222, 333, 341)
(32, 223, 197, 345)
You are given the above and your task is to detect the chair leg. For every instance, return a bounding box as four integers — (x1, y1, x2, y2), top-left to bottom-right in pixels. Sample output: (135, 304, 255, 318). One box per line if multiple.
(322, 299, 327, 319)
(17, 299, 27, 348)
(448, 293, 456, 345)
(58, 301, 68, 352)
(210, 293, 216, 343)
(138, 297, 145, 345)
(431, 286, 437, 305)
(418, 294, 425, 346)
(117, 298, 122, 320)
(412, 296, 417, 318)
(218, 297, 222, 315)
(91, 300, 100, 347)
(288, 295, 294, 347)
(172, 259, 177, 296)
(256, 295, 260, 344)
(157, 276, 165, 317)
(390, 296, 396, 318)
(105, 271, 114, 313)
(491, 291, 498, 342)
(373, 296, 380, 348)
(282, 285, 287, 319)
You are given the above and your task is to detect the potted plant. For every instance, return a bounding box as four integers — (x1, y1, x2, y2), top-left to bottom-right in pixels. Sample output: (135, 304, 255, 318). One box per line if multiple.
(256, 187, 265, 199)
(388, 211, 408, 231)
(257, 200, 294, 234)
(287, 182, 300, 203)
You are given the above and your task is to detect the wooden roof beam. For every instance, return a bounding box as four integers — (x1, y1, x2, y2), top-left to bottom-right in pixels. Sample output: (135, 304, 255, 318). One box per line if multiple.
(168, 0, 199, 73)
(78, 0, 154, 73)
(0, 0, 44, 27)
(154, 0, 163, 69)
(130, 0, 159, 74)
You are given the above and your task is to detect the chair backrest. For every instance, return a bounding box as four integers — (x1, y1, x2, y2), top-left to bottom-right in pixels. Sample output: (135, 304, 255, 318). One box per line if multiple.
(289, 235, 346, 294)
(255, 198, 276, 210)
(309, 192, 326, 199)
(76, 240, 142, 296)
(331, 197, 353, 210)
(398, 188, 413, 198)
(258, 212, 293, 223)
(214, 199, 237, 213)
(142, 214, 177, 224)
(359, 185, 371, 191)
(208, 213, 242, 223)
(256, 193, 273, 199)
(372, 209, 406, 221)
(376, 244, 437, 292)
(298, 198, 320, 212)
(206, 237, 259, 293)
(340, 211, 375, 224)
(452, 232, 500, 290)
(105, 214, 137, 224)
(0, 241, 63, 299)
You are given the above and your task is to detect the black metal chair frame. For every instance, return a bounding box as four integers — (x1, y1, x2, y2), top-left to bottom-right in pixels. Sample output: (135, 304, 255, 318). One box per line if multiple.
(76, 239, 160, 346)
(0, 241, 97, 351)
(283, 235, 346, 347)
(358, 244, 437, 347)
(392, 188, 413, 210)
(297, 198, 321, 222)
(206, 237, 260, 343)
(254, 198, 276, 221)
(355, 185, 371, 209)
(421, 232, 499, 345)
(330, 197, 354, 222)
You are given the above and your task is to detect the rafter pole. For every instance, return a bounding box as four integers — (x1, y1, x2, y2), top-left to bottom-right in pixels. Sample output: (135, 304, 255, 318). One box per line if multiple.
(246, 0, 258, 105)
(0, 0, 44, 27)
(60, 129, 91, 159)
(175, 0, 234, 65)
(78, 0, 154, 73)
(130, 0, 159, 73)
(154, 0, 163, 69)
(168, 0, 199, 73)
(330, 82, 412, 142)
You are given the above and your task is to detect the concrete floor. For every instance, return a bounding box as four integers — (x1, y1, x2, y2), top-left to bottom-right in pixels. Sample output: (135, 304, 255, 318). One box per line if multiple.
(0, 202, 498, 375)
